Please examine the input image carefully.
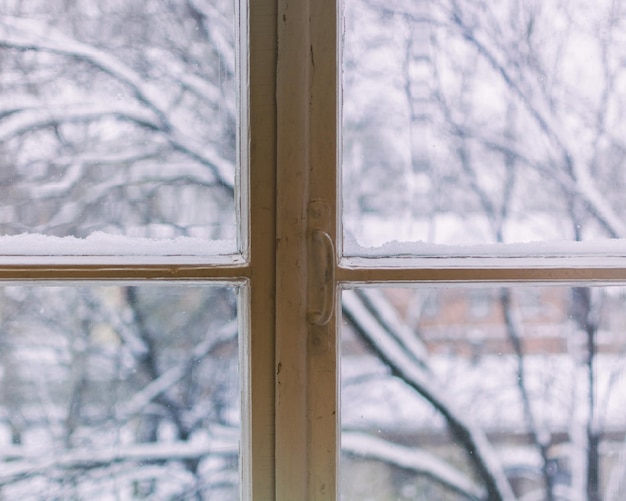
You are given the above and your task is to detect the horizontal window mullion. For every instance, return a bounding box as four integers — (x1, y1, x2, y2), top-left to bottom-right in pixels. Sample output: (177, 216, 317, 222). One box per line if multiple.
(338, 265, 626, 285)
(0, 263, 250, 281)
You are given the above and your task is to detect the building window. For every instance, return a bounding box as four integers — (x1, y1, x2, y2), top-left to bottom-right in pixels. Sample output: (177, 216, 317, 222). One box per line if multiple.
(2, 1, 626, 500)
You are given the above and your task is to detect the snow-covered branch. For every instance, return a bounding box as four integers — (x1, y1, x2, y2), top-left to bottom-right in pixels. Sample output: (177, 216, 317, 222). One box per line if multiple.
(447, 3, 626, 239)
(499, 288, 555, 499)
(116, 320, 238, 421)
(0, 16, 235, 192)
(343, 290, 516, 501)
(0, 103, 160, 142)
(356, 288, 430, 370)
(343, 431, 485, 500)
(0, 16, 170, 128)
(0, 436, 237, 486)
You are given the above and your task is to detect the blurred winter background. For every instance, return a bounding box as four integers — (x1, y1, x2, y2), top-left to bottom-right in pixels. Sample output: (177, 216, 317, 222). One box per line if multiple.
(1, 0, 626, 499)
(341, 1, 626, 500)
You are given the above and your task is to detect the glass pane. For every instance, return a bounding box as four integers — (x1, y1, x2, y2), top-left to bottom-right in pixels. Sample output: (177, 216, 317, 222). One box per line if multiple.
(342, 0, 626, 255)
(0, 284, 240, 500)
(341, 286, 626, 500)
(0, 1, 237, 256)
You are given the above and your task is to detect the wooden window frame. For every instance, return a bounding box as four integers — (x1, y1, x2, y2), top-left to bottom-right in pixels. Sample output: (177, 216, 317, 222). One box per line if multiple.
(275, 2, 626, 500)
(3, 1, 626, 500)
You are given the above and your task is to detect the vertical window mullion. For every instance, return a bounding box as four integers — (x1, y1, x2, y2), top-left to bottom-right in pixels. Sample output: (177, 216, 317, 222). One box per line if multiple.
(275, 0, 339, 500)
(307, 0, 340, 499)
(246, 0, 278, 499)
(275, 0, 310, 497)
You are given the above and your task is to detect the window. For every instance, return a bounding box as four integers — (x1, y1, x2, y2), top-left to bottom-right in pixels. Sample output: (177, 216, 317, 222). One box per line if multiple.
(0, 1, 252, 499)
(336, 1, 626, 500)
(2, 1, 626, 500)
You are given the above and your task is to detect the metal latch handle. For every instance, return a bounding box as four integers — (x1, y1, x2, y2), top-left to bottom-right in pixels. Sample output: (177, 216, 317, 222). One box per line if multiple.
(308, 229, 335, 325)
(307, 200, 335, 326)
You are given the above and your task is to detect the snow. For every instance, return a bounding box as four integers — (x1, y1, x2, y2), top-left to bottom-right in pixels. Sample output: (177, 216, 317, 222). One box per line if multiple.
(344, 217, 626, 259)
(0, 103, 159, 143)
(0, 435, 239, 499)
(342, 430, 485, 499)
(0, 15, 236, 189)
(343, 229, 626, 270)
(343, 212, 626, 264)
(342, 289, 517, 499)
(341, 285, 626, 498)
(0, 232, 237, 260)
(116, 320, 238, 420)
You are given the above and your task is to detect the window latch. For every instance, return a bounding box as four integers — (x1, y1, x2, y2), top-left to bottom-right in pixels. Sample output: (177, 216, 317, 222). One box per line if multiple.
(307, 201, 335, 326)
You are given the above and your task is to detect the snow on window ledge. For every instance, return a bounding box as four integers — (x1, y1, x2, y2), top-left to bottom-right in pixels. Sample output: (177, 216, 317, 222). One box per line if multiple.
(0, 232, 240, 265)
(342, 239, 626, 269)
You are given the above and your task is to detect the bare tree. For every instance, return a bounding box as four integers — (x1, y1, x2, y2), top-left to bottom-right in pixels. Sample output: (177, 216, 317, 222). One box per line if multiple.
(341, 1, 626, 500)
(0, 2, 241, 498)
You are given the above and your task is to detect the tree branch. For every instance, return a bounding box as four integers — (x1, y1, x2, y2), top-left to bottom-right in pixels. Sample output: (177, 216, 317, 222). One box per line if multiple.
(343, 430, 486, 500)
